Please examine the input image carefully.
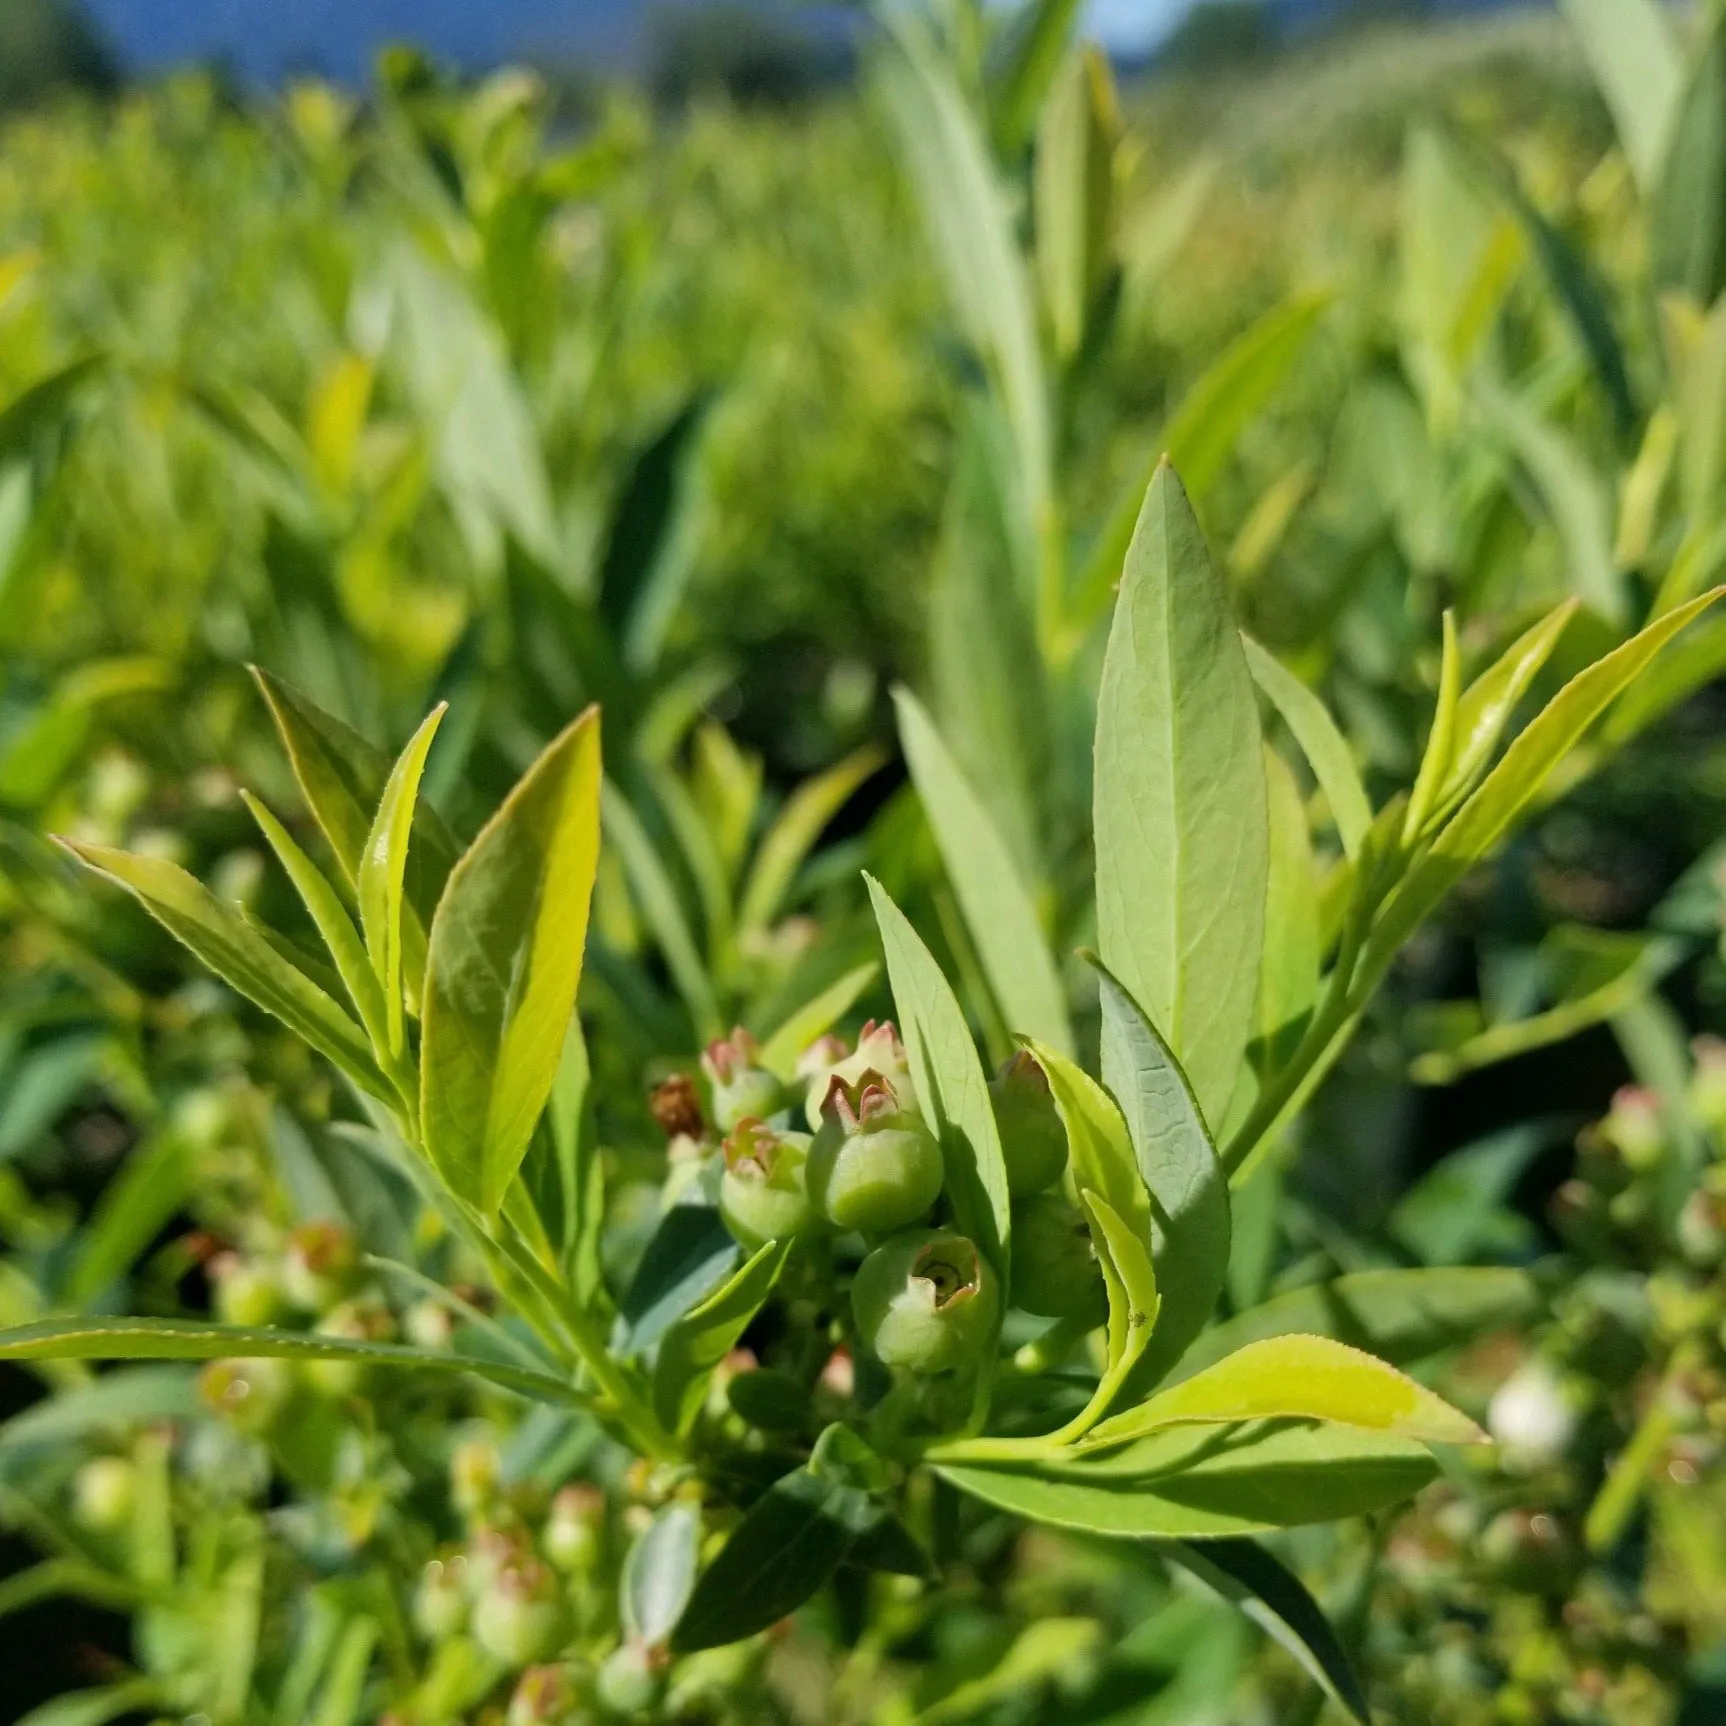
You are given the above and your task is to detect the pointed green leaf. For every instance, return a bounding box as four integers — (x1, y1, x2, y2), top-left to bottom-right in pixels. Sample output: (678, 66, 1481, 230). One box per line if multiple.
(937, 1421, 1437, 1540)
(59, 841, 390, 1099)
(1558, 0, 1681, 193)
(622, 1505, 701, 1648)
(1034, 45, 1117, 364)
(1165, 1539, 1370, 1724)
(1095, 461, 1267, 1127)
(895, 687, 1072, 1055)
(1650, 23, 1726, 307)
(1080, 1190, 1159, 1374)
(758, 961, 880, 1081)
(1404, 610, 1461, 841)
(0, 1316, 582, 1405)
(359, 704, 446, 1057)
(1085, 1334, 1484, 1450)
(421, 707, 602, 1216)
(866, 875, 1010, 1273)
(241, 792, 393, 1064)
(1242, 638, 1372, 858)
(1092, 957, 1230, 1398)
(1256, 748, 1319, 1076)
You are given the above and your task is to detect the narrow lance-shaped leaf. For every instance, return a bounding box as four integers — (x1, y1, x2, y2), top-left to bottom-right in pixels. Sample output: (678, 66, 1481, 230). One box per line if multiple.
(359, 704, 446, 1057)
(1164, 1539, 1371, 1724)
(895, 687, 1073, 1055)
(1256, 747, 1319, 1076)
(0, 1316, 583, 1406)
(866, 875, 1010, 1274)
(57, 841, 390, 1101)
(1094, 460, 1268, 1127)
(1080, 1190, 1159, 1376)
(758, 961, 879, 1081)
(1558, 0, 1681, 194)
(1083, 1333, 1485, 1450)
(1403, 609, 1460, 841)
(1091, 956, 1230, 1400)
(1242, 637, 1372, 858)
(240, 792, 393, 1067)
(421, 706, 603, 1216)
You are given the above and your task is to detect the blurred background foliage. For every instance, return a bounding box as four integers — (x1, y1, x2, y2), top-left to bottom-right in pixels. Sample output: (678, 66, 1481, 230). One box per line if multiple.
(3, 0, 1726, 1721)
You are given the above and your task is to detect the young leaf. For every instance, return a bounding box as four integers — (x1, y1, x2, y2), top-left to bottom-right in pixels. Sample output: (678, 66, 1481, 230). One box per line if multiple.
(1093, 958, 1230, 1398)
(1436, 600, 1578, 812)
(1242, 637, 1372, 858)
(895, 687, 1073, 1055)
(1094, 460, 1268, 1127)
(0, 1316, 582, 1405)
(866, 875, 1011, 1272)
(1034, 45, 1117, 365)
(1166, 1265, 1542, 1385)
(622, 1504, 701, 1649)
(1403, 610, 1460, 842)
(358, 704, 446, 1056)
(1650, 23, 1726, 308)
(1256, 748, 1319, 1076)
(1558, 0, 1681, 194)
(241, 793, 392, 1065)
(421, 707, 602, 1216)
(1165, 1539, 1370, 1724)
(1080, 1190, 1159, 1374)
(653, 1239, 793, 1435)
(1083, 1334, 1485, 1450)
(936, 1421, 1437, 1541)
(57, 841, 390, 1100)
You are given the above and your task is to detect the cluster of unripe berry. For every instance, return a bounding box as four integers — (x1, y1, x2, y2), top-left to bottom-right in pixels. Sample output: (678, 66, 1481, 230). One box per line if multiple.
(678, 1022, 1104, 1381)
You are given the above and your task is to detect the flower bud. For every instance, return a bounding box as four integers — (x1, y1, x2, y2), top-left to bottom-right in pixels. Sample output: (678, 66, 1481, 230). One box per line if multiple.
(803, 1021, 916, 1129)
(989, 1052, 1068, 1195)
(702, 1029, 785, 1133)
(1600, 1086, 1664, 1172)
(199, 1356, 294, 1435)
(73, 1456, 136, 1532)
(414, 1554, 470, 1643)
(1678, 1189, 1726, 1268)
(210, 1252, 284, 1328)
(649, 1073, 705, 1141)
(718, 1118, 814, 1247)
(852, 1230, 998, 1374)
(473, 1557, 570, 1667)
(509, 1663, 582, 1726)
(543, 1484, 606, 1574)
(808, 1073, 942, 1234)
(282, 1220, 358, 1312)
(1009, 1194, 1105, 1321)
(405, 1298, 454, 1350)
(595, 1643, 667, 1718)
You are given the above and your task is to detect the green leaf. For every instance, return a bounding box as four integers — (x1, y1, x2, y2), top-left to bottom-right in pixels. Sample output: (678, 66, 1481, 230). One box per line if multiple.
(1650, 23, 1726, 307)
(16, 1681, 162, 1726)
(58, 841, 391, 1100)
(866, 875, 1011, 1274)
(1080, 1190, 1159, 1376)
(937, 1420, 1437, 1540)
(0, 1316, 582, 1405)
(758, 961, 880, 1081)
(421, 707, 602, 1216)
(1165, 1266, 1542, 1386)
(653, 1239, 792, 1435)
(916, 1617, 1104, 1726)
(358, 704, 446, 1057)
(1558, 0, 1681, 193)
(1369, 589, 1723, 968)
(64, 1132, 191, 1308)
(623, 1504, 701, 1648)
(1083, 1334, 1485, 1450)
(1243, 638, 1372, 859)
(1388, 1125, 1548, 1264)
(738, 745, 886, 935)
(1256, 747, 1319, 1076)
(1436, 600, 1578, 812)
(1093, 958, 1230, 1398)
(990, 0, 1085, 157)
(1094, 461, 1267, 1127)
(0, 1366, 197, 1468)
(1403, 610, 1461, 842)
(616, 1205, 739, 1356)
(672, 1451, 887, 1651)
(1034, 46, 1116, 364)
(895, 687, 1072, 1055)
(241, 792, 393, 1066)
(1164, 1539, 1370, 1724)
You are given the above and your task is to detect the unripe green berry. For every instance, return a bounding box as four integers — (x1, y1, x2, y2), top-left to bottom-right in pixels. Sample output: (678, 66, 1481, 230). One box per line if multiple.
(210, 1252, 283, 1328)
(702, 1028, 785, 1132)
(1009, 1193, 1105, 1321)
(543, 1484, 606, 1574)
(282, 1219, 358, 1312)
(199, 1356, 293, 1435)
(852, 1230, 998, 1374)
(73, 1456, 136, 1532)
(808, 1073, 942, 1234)
(802, 1020, 916, 1129)
(473, 1558, 570, 1667)
(988, 1051, 1069, 1195)
(414, 1554, 470, 1643)
(718, 1119, 814, 1248)
(595, 1643, 667, 1718)
(452, 1435, 504, 1520)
